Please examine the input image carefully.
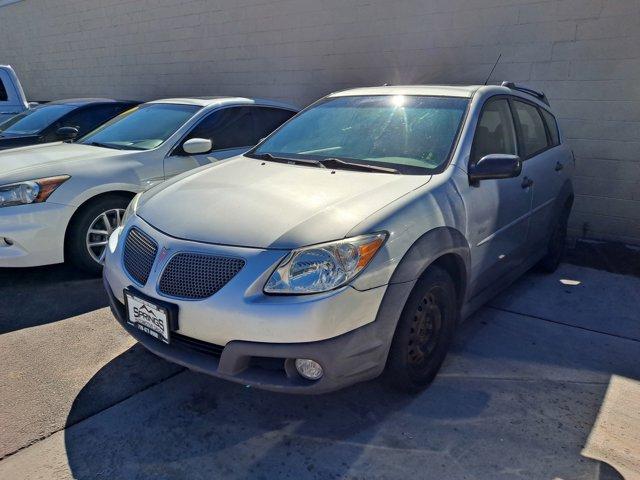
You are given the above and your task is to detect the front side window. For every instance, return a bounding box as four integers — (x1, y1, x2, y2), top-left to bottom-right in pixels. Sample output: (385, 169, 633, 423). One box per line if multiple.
(251, 95, 469, 174)
(0, 104, 75, 135)
(59, 104, 133, 136)
(471, 98, 517, 164)
(512, 100, 548, 157)
(177, 106, 256, 153)
(80, 103, 200, 150)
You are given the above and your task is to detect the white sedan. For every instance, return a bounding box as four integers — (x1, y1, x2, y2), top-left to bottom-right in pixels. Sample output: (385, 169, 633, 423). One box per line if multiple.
(0, 97, 297, 273)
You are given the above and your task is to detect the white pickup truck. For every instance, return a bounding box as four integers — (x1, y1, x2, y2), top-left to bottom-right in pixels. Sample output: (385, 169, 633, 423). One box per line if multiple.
(0, 65, 29, 123)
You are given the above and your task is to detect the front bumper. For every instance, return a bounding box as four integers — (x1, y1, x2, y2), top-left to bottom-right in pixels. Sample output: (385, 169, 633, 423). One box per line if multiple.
(105, 276, 413, 393)
(0, 202, 74, 267)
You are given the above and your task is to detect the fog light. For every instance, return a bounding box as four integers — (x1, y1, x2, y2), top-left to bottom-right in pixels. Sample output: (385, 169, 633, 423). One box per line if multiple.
(295, 359, 323, 381)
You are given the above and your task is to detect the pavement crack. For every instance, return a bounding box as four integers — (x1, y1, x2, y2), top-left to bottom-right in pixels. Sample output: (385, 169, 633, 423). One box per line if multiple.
(0, 367, 186, 462)
(487, 305, 640, 344)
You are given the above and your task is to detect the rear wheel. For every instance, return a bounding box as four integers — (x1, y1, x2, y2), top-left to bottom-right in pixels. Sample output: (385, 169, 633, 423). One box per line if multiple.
(539, 205, 570, 273)
(66, 195, 131, 275)
(385, 266, 458, 393)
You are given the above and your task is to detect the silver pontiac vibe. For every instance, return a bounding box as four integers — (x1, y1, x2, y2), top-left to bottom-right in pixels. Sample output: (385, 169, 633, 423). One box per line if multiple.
(103, 84, 574, 394)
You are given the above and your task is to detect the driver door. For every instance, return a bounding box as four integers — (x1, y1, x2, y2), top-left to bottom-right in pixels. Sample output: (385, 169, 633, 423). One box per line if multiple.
(164, 106, 256, 179)
(464, 97, 533, 297)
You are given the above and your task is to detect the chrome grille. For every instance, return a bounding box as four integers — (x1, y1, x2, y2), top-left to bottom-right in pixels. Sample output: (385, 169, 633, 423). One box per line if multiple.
(158, 253, 245, 300)
(122, 227, 158, 285)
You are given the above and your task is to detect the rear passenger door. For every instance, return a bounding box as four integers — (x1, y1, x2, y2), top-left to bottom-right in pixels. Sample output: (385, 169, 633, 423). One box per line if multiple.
(465, 97, 532, 297)
(512, 99, 568, 254)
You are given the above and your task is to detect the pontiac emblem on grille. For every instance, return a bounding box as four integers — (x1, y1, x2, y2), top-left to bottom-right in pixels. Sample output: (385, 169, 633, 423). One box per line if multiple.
(157, 247, 171, 264)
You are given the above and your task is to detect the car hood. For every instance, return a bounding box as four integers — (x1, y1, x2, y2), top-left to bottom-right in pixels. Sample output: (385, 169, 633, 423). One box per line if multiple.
(138, 156, 430, 249)
(0, 142, 129, 179)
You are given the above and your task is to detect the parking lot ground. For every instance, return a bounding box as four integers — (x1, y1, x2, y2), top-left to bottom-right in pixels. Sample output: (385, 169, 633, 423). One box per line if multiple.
(0, 263, 638, 479)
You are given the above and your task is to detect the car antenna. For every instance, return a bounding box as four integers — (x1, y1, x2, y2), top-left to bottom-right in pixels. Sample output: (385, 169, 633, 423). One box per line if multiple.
(484, 53, 502, 85)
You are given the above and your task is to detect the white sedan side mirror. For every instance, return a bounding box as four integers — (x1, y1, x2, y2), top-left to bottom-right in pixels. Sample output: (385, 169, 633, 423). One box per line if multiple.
(183, 138, 213, 155)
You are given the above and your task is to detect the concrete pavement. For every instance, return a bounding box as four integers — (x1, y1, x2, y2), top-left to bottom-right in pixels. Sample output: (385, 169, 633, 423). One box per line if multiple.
(0, 263, 638, 479)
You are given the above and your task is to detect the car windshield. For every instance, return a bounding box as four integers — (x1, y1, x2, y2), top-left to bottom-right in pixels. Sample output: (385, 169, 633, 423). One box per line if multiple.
(250, 95, 469, 174)
(0, 104, 76, 135)
(79, 103, 200, 150)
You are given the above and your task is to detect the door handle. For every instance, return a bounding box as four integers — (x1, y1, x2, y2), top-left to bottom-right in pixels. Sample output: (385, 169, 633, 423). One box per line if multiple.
(521, 176, 533, 189)
(555, 161, 564, 171)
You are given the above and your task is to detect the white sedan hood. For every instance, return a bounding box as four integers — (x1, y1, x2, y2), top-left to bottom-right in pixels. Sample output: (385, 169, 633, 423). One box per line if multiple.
(0, 142, 128, 180)
(138, 156, 429, 249)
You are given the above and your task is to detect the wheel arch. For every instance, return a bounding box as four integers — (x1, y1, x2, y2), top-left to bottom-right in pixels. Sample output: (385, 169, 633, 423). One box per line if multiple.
(63, 190, 137, 260)
(364, 227, 471, 378)
(388, 226, 471, 308)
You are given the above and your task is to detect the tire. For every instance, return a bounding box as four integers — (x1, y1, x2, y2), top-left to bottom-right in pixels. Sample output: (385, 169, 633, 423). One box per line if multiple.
(539, 205, 570, 273)
(66, 195, 131, 275)
(384, 265, 458, 393)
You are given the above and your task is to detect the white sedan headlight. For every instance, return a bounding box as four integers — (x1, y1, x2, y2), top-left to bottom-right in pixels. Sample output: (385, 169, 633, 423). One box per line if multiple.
(264, 233, 387, 294)
(0, 176, 69, 208)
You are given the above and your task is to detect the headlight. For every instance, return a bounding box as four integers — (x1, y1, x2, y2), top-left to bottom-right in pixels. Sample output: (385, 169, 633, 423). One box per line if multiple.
(264, 233, 387, 294)
(122, 192, 142, 225)
(0, 175, 70, 208)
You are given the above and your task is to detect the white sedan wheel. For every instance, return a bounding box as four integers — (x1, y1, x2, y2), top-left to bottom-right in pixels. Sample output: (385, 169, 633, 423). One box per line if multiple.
(85, 208, 125, 264)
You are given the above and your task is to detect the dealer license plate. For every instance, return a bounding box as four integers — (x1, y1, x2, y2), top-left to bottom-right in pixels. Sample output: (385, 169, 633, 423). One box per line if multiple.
(125, 290, 170, 344)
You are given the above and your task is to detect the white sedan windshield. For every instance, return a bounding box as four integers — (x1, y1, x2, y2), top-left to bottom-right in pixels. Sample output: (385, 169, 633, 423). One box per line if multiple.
(80, 103, 200, 150)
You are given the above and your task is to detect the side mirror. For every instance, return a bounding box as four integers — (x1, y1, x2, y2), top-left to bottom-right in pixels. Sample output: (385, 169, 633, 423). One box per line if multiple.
(182, 138, 213, 155)
(56, 126, 79, 141)
(469, 154, 522, 186)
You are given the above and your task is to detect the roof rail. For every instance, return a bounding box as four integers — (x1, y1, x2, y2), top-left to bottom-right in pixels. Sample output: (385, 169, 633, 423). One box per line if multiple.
(501, 81, 550, 106)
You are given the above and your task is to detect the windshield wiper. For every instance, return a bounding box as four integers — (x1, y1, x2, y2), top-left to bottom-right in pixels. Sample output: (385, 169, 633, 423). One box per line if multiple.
(88, 141, 122, 150)
(88, 141, 144, 151)
(319, 157, 399, 174)
(253, 152, 325, 168)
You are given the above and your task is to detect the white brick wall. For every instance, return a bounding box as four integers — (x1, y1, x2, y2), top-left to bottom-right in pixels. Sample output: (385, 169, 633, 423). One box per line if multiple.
(0, 0, 639, 243)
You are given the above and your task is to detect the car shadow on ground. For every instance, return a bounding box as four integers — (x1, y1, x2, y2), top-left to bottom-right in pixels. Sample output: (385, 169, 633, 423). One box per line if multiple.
(0, 264, 107, 334)
(62, 345, 492, 479)
(60, 310, 635, 479)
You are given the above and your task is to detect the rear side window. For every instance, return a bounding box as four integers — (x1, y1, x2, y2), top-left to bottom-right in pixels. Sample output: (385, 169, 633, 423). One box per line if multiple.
(0, 79, 7, 101)
(512, 100, 548, 157)
(540, 108, 560, 147)
(471, 98, 517, 164)
(253, 108, 296, 141)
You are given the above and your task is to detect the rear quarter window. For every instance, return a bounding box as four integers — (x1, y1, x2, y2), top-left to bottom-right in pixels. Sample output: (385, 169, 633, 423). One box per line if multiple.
(253, 107, 296, 141)
(540, 108, 560, 147)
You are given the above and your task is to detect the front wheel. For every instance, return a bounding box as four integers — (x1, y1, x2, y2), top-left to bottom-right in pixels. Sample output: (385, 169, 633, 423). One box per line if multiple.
(66, 195, 131, 275)
(384, 265, 458, 393)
